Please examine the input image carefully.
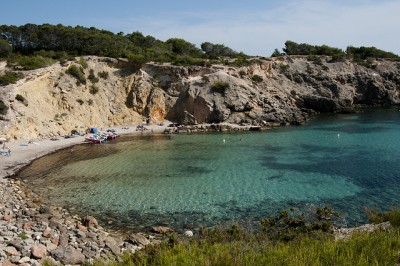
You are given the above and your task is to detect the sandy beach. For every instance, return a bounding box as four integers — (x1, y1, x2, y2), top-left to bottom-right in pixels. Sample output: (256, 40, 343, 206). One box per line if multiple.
(0, 123, 171, 179)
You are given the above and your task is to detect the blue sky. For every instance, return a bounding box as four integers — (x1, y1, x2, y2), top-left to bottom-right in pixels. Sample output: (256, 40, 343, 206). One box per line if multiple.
(2, 0, 399, 56)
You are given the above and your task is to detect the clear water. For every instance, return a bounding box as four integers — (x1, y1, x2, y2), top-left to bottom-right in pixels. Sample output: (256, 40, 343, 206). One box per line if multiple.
(18, 107, 400, 232)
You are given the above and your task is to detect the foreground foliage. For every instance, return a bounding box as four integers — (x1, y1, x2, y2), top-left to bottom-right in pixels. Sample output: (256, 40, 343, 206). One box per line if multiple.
(80, 228, 400, 266)
(77, 207, 400, 266)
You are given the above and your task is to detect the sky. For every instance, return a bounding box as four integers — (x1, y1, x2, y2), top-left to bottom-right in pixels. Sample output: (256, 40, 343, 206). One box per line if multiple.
(2, 0, 399, 56)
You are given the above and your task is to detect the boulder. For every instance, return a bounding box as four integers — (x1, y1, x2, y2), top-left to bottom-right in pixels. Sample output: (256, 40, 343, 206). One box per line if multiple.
(31, 244, 48, 259)
(151, 226, 173, 234)
(50, 246, 85, 265)
(82, 215, 98, 228)
(128, 233, 150, 246)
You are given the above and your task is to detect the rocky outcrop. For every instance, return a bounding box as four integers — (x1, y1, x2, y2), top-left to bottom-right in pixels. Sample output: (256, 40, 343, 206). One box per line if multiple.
(0, 56, 399, 140)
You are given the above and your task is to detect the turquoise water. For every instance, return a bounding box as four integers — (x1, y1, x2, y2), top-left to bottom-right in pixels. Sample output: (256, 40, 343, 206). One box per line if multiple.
(19, 107, 400, 231)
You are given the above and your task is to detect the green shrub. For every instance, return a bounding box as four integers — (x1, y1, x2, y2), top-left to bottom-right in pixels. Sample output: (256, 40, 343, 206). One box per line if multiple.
(66, 65, 86, 85)
(279, 64, 290, 73)
(0, 71, 24, 86)
(17, 231, 28, 240)
(211, 80, 229, 94)
(365, 206, 400, 226)
(87, 99, 93, 105)
(78, 57, 88, 69)
(0, 99, 8, 115)
(88, 69, 99, 83)
(15, 94, 28, 106)
(89, 84, 99, 95)
(7, 55, 55, 70)
(239, 70, 246, 76)
(260, 207, 337, 242)
(76, 99, 84, 105)
(251, 75, 263, 82)
(98, 71, 109, 79)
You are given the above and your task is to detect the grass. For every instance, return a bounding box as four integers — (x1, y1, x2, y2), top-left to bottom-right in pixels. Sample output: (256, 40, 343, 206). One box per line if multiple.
(41, 207, 400, 265)
(85, 229, 400, 266)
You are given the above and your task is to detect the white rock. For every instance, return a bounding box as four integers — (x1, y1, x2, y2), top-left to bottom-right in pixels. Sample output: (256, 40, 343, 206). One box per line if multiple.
(184, 230, 194, 237)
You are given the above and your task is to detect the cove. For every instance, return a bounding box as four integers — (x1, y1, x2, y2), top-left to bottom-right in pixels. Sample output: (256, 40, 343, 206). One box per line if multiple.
(18, 107, 400, 232)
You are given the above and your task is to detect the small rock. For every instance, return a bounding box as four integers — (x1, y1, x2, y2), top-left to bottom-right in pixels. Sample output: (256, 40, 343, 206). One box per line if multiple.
(31, 244, 48, 259)
(22, 223, 32, 230)
(128, 233, 150, 246)
(151, 226, 173, 234)
(42, 227, 52, 238)
(77, 224, 87, 231)
(18, 256, 31, 264)
(51, 245, 85, 265)
(5, 246, 20, 256)
(82, 216, 98, 228)
(3, 215, 12, 221)
(2, 259, 16, 266)
(184, 230, 194, 237)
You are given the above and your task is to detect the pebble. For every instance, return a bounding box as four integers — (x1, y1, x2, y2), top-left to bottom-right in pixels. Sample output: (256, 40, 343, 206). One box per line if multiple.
(0, 178, 154, 265)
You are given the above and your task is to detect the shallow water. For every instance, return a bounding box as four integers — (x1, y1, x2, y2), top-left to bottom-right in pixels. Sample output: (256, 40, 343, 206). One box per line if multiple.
(18, 107, 400, 231)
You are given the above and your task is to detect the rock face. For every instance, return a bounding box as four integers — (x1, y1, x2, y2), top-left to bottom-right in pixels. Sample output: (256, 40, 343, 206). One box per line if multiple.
(1, 56, 399, 140)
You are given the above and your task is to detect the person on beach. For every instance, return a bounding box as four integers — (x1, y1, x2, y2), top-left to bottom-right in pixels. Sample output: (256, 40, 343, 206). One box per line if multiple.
(2, 143, 11, 156)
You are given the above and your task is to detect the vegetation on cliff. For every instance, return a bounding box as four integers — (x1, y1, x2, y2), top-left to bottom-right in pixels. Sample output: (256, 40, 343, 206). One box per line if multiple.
(274, 40, 399, 64)
(1, 24, 398, 71)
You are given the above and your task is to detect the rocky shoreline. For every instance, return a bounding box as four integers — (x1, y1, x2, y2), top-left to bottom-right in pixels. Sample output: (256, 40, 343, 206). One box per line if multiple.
(0, 172, 163, 265)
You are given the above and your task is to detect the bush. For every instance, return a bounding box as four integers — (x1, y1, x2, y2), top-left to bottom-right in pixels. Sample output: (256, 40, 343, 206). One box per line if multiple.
(88, 69, 99, 83)
(0, 99, 8, 115)
(66, 65, 86, 85)
(211, 80, 229, 94)
(78, 57, 88, 69)
(0, 71, 24, 86)
(251, 75, 263, 82)
(15, 94, 28, 106)
(260, 207, 337, 242)
(7, 55, 55, 70)
(365, 206, 400, 227)
(98, 71, 109, 79)
(279, 64, 290, 73)
(87, 99, 93, 105)
(76, 99, 84, 105)
(89, 84, 99, 95)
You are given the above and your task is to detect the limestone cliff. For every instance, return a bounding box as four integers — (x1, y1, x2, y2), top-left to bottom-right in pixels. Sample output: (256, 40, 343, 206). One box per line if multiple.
(0, 56, 399, 140)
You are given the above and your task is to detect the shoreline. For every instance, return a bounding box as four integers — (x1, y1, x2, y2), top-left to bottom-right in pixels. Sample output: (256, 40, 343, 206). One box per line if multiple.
(0, 122, 256, 265)
(0, 123, 179, 265)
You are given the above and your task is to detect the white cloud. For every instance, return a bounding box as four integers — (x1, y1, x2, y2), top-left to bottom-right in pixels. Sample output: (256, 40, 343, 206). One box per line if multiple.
(98, 0, 400, 56)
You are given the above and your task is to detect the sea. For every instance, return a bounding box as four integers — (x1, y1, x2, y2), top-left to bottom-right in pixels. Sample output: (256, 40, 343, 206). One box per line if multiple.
(17, 107, 400, 232)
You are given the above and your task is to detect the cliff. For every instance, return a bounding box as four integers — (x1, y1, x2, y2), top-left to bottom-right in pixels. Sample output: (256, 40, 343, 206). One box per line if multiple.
(0, 56, 399, 140)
